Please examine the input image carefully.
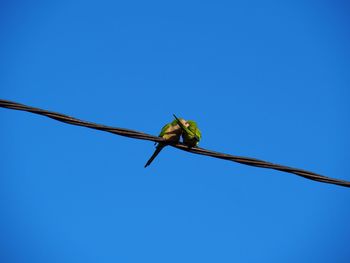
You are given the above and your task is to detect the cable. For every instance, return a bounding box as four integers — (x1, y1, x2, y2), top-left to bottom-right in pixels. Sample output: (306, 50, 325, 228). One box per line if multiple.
(1, 98, 349, 188)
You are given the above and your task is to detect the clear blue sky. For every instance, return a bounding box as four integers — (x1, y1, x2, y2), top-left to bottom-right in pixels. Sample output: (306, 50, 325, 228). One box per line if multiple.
(1, 1, 349, 262)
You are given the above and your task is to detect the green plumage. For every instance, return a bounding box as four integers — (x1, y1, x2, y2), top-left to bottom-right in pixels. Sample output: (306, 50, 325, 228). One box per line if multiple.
(173, 114, 201, 147)
(145, 115, 202, 168)
(144, 118, 183, 167)
(182, 120, 202, 147)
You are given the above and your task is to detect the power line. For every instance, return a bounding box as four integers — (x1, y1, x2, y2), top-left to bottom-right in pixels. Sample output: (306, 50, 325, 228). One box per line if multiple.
(1, 98, 349, 188)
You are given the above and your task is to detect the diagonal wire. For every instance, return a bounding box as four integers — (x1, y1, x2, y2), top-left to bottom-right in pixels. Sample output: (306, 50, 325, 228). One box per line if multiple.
(1, 98, 349, 188)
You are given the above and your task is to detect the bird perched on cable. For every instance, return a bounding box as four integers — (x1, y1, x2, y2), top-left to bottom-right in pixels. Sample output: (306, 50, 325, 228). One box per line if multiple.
(144, 117, 188, 167)
(173, 114, 201, 147)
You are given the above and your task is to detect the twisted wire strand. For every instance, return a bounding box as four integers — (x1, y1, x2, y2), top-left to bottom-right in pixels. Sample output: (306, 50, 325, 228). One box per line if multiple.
(1, 98, 349, 188)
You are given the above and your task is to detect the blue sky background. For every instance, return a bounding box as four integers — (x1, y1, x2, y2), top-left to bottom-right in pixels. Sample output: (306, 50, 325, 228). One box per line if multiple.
(1, 1, 350, 262)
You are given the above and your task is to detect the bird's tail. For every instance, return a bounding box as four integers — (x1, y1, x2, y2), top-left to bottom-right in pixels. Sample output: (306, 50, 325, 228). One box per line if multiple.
(144, 144, 165, 168)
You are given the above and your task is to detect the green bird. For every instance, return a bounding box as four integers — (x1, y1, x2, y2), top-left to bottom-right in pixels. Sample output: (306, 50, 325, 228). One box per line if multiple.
(144, 117, 188, 167)
(173, 114, 201, 147)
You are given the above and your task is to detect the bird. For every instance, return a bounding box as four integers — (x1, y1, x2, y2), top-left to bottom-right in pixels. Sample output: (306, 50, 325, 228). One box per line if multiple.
(173, 114, 201, 147)
(144, 117, 188, 167)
